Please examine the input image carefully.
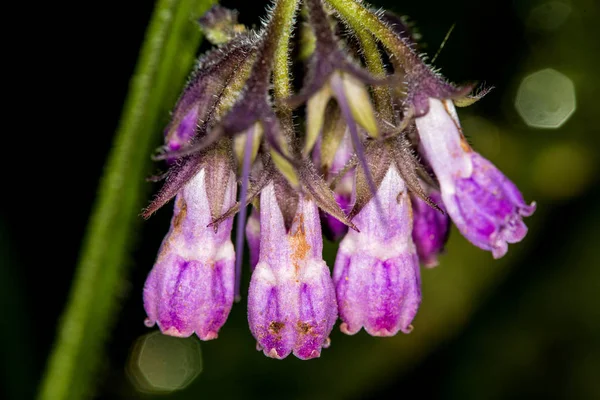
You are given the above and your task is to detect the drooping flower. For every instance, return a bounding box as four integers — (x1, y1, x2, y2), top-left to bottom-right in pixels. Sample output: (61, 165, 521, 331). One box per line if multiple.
(143, 150, 237, 340)
(248, 180, 337, 359)
(415, 98, 536, 258)
(334, 161, 421, 336)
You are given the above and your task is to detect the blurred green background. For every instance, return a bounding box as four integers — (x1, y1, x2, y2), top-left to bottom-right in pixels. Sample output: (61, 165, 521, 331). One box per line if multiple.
(2, 0, 599, 399)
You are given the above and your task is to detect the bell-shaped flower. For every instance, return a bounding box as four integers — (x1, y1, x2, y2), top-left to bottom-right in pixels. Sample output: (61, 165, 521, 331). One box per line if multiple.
(248, 181, 337, 359)
(143, 152, 237, 340)
(415, 98, 536, 258)
(333, 165, 421, 336)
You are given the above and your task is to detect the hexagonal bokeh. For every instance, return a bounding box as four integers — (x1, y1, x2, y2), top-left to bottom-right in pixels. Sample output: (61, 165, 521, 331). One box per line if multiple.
(127, 331, 203, 394)
(515, 68, 576, 129)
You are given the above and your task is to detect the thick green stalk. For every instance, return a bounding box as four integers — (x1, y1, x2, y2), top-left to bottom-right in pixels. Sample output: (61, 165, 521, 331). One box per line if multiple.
(273, 0, 301, 105)
(37, 1, 215, 399)
(326, 0, 418, 70)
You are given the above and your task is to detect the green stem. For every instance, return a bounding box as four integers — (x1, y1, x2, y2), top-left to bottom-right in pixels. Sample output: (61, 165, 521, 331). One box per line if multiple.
(272, 0, 301, 106)
(37, 1, 215, 399)
(268, 0, 301, 186)
(346, 18, 394, 123)
(325, 0, 418, 70)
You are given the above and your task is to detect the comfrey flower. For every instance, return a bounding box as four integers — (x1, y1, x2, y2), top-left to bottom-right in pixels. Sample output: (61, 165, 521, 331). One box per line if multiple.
(248, 180, 337, 359)
(141, 0, 535, 359)
(415, 99, 536, 258)
(143, 145, 237, 340)
(334, 160, 421, 336)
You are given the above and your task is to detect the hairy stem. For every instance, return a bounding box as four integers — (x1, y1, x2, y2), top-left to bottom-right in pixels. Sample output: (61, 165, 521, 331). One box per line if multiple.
(273, 0, 301, 106)
(346, 18, 394, 123)
(325, 0, 419, 71)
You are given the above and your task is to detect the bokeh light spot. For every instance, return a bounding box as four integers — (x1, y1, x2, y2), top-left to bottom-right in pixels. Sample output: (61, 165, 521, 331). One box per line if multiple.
(515, 68, 576, 129)
(527, 1, 571, 31)
(127, 331, 203, 394)
(532, 142, 594, 199)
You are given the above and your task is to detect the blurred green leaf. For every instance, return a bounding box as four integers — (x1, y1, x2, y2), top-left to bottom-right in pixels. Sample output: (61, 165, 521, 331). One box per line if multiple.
(37, 1, 216, 399)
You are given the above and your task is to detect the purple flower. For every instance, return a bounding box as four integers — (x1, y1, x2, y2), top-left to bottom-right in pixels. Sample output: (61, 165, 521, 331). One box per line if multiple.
(143, 167, 237, 340)
(333, 165, 421, 336)
(248, 183, 337, 359)
(162, 32, 256, 153)
(165, 106, 200, 152)
(245, 207, 261, 271)
(415, 98, 536, 258)
(411, 190, 450, 267)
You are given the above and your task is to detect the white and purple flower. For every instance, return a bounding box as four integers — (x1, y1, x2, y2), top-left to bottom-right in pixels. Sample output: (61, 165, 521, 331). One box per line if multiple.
(415, 98, 535, 258)
(248, 182, 337, 359)
(334, 165, 421, 336)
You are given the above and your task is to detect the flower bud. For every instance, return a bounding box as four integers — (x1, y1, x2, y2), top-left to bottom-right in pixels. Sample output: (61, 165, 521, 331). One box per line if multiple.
(411, 190, 450, 267)
(248, 183, 337, 359)
(415, 98, 536, 258)
(143, 164, 237, 340)
(333, 165, 421, 336)
(245, 207, 261, 271)
(165, 106, 200, 152)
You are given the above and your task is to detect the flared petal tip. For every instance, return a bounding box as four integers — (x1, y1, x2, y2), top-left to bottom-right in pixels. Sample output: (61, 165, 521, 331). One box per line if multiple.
(366, 327, 397, 337)
(365, 322, 413, 336)
(521, 201, 537, 217)
(144, 318, 156, 328)
(161, 326, 193, 338)
(197, 331, 219, 341)
(295, 349, 322, 360)
(255, 341, 294, 360)
(491, 242, 509, 259)
(339, 322, 360, 336)
(401, 324, 414, 334)
(267, 348, 284, 360)
(422, 258, 440, 268)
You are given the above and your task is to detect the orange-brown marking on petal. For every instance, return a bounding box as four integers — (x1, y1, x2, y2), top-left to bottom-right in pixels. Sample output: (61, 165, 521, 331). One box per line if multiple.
(297, 321, 318, 337)
(459, 136, 472, 153)
(269, 321, 285, 334)
(289, 213, 311, 273)
(298, 321, 311, 334)
(172, 197, 188, 232)
(442, 100, 471, 153)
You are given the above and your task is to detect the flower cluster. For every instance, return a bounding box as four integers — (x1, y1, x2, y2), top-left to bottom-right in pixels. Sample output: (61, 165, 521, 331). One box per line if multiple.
(142, 0, 535, 359)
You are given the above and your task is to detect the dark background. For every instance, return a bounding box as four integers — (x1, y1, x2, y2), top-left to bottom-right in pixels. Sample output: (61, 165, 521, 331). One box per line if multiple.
(3, 0, 599, 398)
